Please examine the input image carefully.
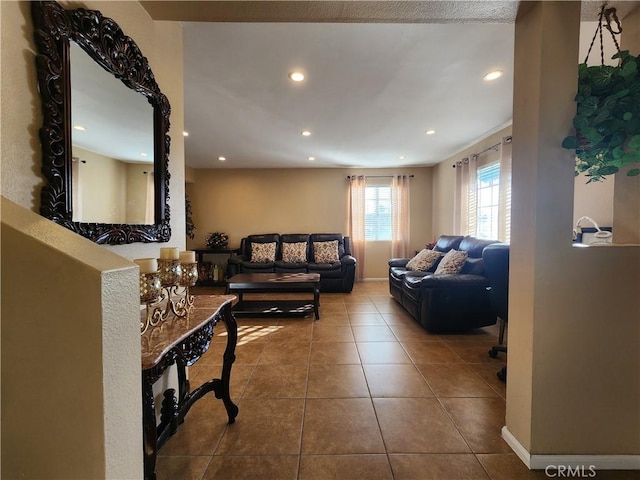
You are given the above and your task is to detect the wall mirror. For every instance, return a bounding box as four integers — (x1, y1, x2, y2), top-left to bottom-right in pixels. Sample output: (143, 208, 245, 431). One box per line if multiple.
(32, 0, 171, 244)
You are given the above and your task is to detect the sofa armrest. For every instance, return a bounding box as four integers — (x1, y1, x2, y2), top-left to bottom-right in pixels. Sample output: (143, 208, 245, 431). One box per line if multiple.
(340, 254, 356, 266)
(389, 258, 410, 267)
(228, 255, 246, 266)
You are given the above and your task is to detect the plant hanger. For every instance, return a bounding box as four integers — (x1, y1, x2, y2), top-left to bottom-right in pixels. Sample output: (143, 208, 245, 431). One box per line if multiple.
(562, 4, 640, 182)
(584, 4, 622, 67)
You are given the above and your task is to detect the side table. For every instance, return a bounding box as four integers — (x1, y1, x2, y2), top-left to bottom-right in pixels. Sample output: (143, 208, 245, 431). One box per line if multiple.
(194, 248, 240, 286)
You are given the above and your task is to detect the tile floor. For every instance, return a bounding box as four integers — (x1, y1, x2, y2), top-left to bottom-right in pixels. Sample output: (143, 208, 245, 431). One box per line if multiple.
(156, 281, 636, 480)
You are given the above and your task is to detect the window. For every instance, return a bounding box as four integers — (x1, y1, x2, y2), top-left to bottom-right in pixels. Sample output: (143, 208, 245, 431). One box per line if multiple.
(476, 163, 500, 240)
(455, 137, 511, 242)
(365, 185, 392, 240)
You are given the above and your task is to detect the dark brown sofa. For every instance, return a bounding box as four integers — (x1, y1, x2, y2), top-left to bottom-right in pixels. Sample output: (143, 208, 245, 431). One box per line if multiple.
(227, 233, 356, 292)
(389, 235, 499, 332)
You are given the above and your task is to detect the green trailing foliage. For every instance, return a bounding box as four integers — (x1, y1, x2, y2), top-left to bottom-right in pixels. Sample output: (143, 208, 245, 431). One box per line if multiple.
(185, 195, 196, 240)
(562, 50, 640, 182)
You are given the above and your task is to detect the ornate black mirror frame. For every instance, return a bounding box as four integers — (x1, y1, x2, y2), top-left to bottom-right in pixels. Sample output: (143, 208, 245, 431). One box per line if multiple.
(31, 0, 171, 244)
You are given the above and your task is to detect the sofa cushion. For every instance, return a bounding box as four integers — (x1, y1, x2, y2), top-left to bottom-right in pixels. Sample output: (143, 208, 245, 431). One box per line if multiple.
(241, 234, 280, 258)
(308, 262, 342, 278)
(251, 242, 277, 263)
(275, 261, 307, 273)
(434, 235, 464, 253)
(434, 249, 468, 275)
(460, 257, 485, 275)
(282, 242, 307, 263)
(406, 249, 442, 272)
(310, 233, 346, 257)
(313, 240, 340, 263)
(459, 236, 499, 258)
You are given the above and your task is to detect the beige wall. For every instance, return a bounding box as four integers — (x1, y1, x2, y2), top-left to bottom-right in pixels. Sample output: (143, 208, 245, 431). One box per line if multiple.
(1, 0, 184, 477)
(612, 6, 640, 245)
(186, 167, 433, 278)
(1, 198, 142, 479)
(506, 2, 639, 464)
(73, 146, 127, 224)
(126, 163, 154, 224)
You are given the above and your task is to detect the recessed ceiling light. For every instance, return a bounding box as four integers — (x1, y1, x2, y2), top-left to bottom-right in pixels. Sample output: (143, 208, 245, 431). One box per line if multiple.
(425, 130, 436, 135)
(483, 70, 503, 81)
(399, 156, 406, 160)
(289, 71, 305, 82)
(183, 131, 189, 137)
(140, 152, 148, 157)
(308, 156, 315, 161)
(218, 156, 226, 161)
(301, 130, 311, 137)
(73, 125, 86, 131)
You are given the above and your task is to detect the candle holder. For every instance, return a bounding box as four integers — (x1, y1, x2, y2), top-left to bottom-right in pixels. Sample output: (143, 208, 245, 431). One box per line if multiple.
(180, 262, 198, 309)
(139, 272, 166, 334)
(140, 272, 162, 303)
(158, 259, 182, 287)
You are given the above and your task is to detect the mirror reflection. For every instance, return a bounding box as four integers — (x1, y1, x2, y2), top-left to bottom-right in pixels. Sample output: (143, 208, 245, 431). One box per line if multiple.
(70, 42, 155, 224)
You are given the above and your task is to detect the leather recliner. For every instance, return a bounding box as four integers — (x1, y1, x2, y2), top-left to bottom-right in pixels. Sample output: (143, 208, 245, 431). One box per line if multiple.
(389, 235, 499, 332)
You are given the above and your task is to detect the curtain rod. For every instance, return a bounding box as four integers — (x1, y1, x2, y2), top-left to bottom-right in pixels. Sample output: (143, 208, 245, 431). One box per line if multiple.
(452, 136, 512, 168)
(346, 174, 414, 179)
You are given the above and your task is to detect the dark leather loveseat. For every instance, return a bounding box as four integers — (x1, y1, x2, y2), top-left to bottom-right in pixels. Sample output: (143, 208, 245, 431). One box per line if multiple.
(227, 233, 356, 292)
(389, 235, 499, 332)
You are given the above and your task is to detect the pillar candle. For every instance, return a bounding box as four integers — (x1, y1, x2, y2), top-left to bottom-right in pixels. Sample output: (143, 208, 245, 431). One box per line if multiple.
(134, 258, 158, 274)
(159, 247, 179, 260)
(180, 250, 196, 264)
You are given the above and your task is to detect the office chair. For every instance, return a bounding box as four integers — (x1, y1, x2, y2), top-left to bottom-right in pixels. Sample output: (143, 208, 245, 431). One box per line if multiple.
(483, 243, 510, 382)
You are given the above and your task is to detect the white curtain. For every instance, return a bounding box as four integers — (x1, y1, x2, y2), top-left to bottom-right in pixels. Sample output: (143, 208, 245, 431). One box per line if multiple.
(498, 136, 512, 242)
(144, 171, 154, 224)
(454, 156, 477, 236)
(348, 175, 366, 279)
(391, 175, 411, 258)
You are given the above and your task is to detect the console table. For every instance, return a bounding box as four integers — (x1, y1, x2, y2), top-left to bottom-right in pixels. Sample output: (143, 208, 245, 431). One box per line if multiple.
(141, 295, 238, 480)
(194, 248, 240, 286)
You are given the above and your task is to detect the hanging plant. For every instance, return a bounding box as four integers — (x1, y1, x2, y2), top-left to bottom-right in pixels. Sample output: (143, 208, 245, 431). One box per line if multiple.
(562, 6, 640, 182)
(185, 195, 196, 240)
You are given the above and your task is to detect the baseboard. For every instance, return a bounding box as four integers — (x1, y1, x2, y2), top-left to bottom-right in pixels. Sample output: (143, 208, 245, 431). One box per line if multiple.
(360, 277, 387, 281)
(502, 426, 640, 471)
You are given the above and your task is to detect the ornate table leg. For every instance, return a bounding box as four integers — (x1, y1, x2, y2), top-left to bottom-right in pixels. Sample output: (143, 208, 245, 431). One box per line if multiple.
(142, 374, 158, 480)
(216, 302, 239, 423)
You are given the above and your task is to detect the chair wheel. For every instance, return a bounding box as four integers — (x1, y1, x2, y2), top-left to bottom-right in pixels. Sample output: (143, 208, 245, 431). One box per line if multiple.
(497, 366, 507, 382)
(488, 349, 498, 358)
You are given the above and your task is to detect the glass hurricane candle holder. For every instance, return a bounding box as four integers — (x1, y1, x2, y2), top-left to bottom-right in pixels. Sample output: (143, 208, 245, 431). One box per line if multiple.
(179, 262, 198, 311)
(158, 259, 182, 287)
(139, 272, 164, 334)
(180, 262, 199, 287)
(140, 272, 162, 303)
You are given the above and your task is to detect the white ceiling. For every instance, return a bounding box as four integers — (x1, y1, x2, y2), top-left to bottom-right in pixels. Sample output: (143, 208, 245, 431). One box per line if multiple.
(183, 22, 515, 169)
(131, 1, 636, 170)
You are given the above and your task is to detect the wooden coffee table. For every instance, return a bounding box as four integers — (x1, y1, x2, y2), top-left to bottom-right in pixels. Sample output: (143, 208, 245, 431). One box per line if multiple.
(226, 273, 321, 319)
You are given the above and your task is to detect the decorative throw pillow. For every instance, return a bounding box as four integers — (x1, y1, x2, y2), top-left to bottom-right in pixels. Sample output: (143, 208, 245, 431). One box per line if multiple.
(406, 249, 442, 272)
(282, 242, 307, 263)
(313, 240, 340, 264)
(250, 242, 276, 263)
(434, 249, 468, 275)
